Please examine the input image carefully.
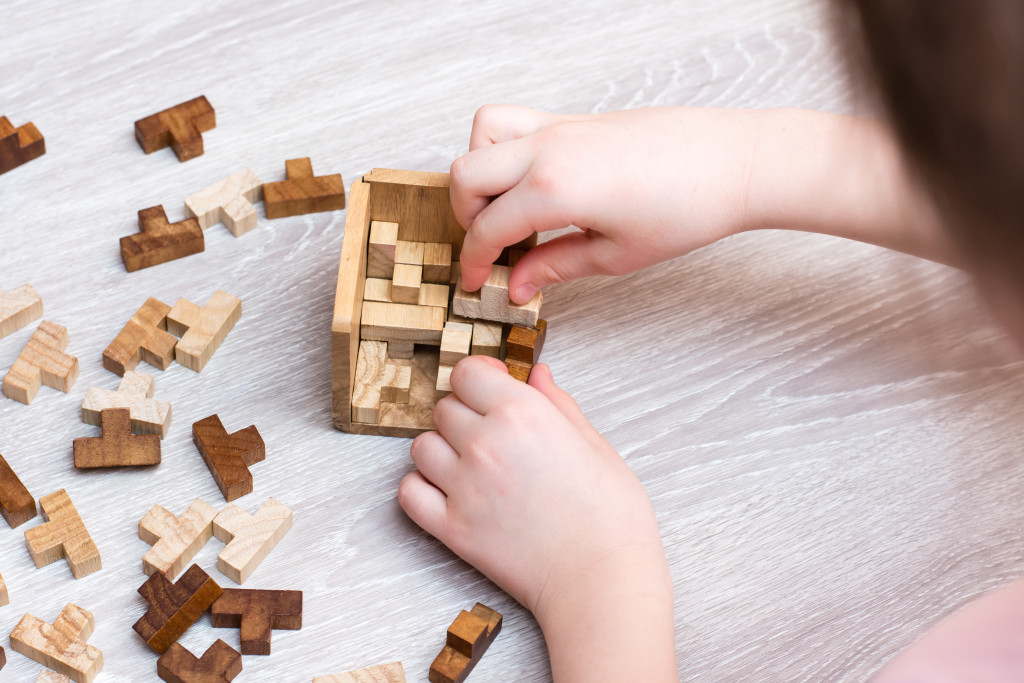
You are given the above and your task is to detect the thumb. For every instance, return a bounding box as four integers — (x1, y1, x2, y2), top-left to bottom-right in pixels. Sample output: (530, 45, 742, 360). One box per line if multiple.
(527, 364, 604, 445)
(508, 231, 613, 304)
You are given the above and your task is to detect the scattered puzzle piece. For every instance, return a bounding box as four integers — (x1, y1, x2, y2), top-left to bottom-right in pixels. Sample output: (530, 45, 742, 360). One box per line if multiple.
(0, 283, 43, 339)
(81, 371, 172, 437)
(210, 588, 303, 655)
(0, 645, 4, 671)
(24, 489, 101, 579)
(140, 498, 218, 579)
(314, 662, 407, 682)
(213, 497, 293, 584)
(0, 570, 8, 606)
(185, 168, 263, 237)
(192, 414, 265, 502)
(429, 603, 502, 683)
(73, 408, 161, 468)
(452, 267, 542, 326)
(10, 604, 103, 683)
(0, 116, 45, 176)
(36, 671, 72, 682)
(367, 221, 398, 279)
(2, 321, 79, 404)
(121, 206, 204, 272)
(158, 640, 242, 683)
(134, 564, 223, 654)
(103, 297, 177, 376)
(423, 243, 452, 284)
(135, 96, 215, 162)
(167, 290, 242, 372)
(264, 157, 345, 218)
(0, 452, 36, 528)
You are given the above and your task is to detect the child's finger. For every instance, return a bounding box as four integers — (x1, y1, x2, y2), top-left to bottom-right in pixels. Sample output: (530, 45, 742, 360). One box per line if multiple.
(468, 104, 560, 151)
(507, 231, 617, 303)
(449, 137, 534, 230)
(449, 355, 527, 416)
(431, 392, 486, 456)
(410, 431, 460, 493)
(397, 470, 448, 540)
(527, 364, 603, 443)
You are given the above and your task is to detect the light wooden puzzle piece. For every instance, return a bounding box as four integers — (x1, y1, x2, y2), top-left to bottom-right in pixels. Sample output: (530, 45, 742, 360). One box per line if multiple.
(452, 267, 542, 326)
(429, 603, 502, 683)
(264, 157, 345, 218)
(382, 363, 411, 404)
(24, 489, 101, 579)
(0, 452, 36, 528)
(213, 497, 293, 584)
(210, 588, 303, 655)
(3, 321, 79, 404)
(353, 342, 413, 421)
(185, 168, 263, 236)
(120, 206, 204, 272)
(192, 414, 265, 501)
(363, 277, 448, 310)
(0, 283, 43, 339)
(140, 498, 218, 579)
(134, 564, 223, 654)
(423, 242, 452, 283)
(10, 603, 103, 683)
(134, 96, 215, 162)
(391, 264, 422, 304)
(367, 220, 398, 279)
(437, 322, 473, 392)
(73, 408, 161, 468)
(395, 240, 424, 266)
(167, 290, 242, 372)
(37, 670, 72, 682)
(81, 371, 172, 437)
(158, 640, 242, 683)
(0, 569, 8, 606)
(313, 662, 407, 682)
(0, 115, 45, 176)
(361, 302, 445, 346)
(470, 320, 502, 358)
(103, 297, 177, 376)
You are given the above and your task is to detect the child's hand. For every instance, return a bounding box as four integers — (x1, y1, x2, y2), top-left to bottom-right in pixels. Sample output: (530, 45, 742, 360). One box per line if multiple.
(450, 104, 763, 302)
(398, 357, 677, 681)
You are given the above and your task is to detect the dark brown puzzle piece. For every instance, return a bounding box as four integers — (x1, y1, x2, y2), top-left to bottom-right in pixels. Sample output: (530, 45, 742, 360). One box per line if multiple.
(121, 206, 204, 272)
(192, 415, 265, 501)
(134, 564, 223, 654)
(210, 588, 302, 655)
(135, 96, 215, 162)
(73, 408, 161, 468)
(0, 116, 45, 175)
(0, 452, 36, 528)
(157, 639, 241, 683)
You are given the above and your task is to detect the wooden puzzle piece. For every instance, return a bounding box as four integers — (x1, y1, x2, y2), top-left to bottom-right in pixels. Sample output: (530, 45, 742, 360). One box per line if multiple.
(37, 671, 72, 682)
(382, 363, 412, 404)
(135, 96, 215, 162)
(140, 498, 218, 579)
(505, 320, 547, 365)
(134, 564, 223, 654)
(24, 489, 101, 579)
(185, 168, 263, 237)
(210, 588, 302, 655)
(0, 452, 36, 528)
(387, 340, 415, 360)
(470, 320, 502, 358)
(391, 264, 423, 304)
(395, 240, 424, 266)
(364, 278, 448, 310)
(504, 359, 532, 383)
(157, 640, 241, 683)
(361, 302, 445, 346)
(423, 242, 452, 283)
(0, 569, 8, 606)
(103, 297, 177, 376)
(437, 322, 473, 392)
(314, 662, 407, 682)
(0, 645, 4, 671)
(436, 365, 454, 394)
(429, 603, 502, 683)
(0, 116, 45, 175)
(353, 342, 413, 421)
(73, 408, 161, 469)
(452, 267, 542, 326)
(192, 414, 265, 501)
(0, 283, 43, 339)
(167, 290, 242, 372)
(367, 220, 398, 279)
(121, 206, 204, 272)
(213, 497, 293, 584)
(3, 321, 79, 404)
(10, 604, 103, 683)
(264, 157, 345, 218)
(81, 371, 172, 437)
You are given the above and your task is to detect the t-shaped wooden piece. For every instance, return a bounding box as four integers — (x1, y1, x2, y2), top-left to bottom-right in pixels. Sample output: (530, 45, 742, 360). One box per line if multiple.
(81, 371, 172, 437)
(139, 498, 218, 579)
(0, 283, 43, 339)
(263, 157, 345, 218)
(133, 564, 223, 654)
(192, 414, 265, 501)
(10, 604, 103, 682)
(120, 205, 204, 272)
(2, 320, 78, 404)
(73, 408, 161, 468)
(210, 588, 303, 655)
(134, 96, 215, 162)
(157, 639, 242, 683)
(167, 290, 242, 372)
(102, 297, 177, 376)
(0, 115, 45, 175)
(429, 603, 503, 683)
(23, 489, 101, 579)
(213, 497, 293, 584)
(0, 452, 36, 528)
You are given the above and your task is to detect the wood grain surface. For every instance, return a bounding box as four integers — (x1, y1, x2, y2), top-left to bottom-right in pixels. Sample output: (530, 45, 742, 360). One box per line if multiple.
(2, 0, 1023, 680)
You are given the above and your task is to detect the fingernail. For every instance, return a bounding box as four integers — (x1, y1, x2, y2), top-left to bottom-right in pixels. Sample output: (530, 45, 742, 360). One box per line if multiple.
(514, 284, 537, 303)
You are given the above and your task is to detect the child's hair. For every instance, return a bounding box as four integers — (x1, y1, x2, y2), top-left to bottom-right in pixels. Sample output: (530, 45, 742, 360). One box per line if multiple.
(838, 0, 1024, 292)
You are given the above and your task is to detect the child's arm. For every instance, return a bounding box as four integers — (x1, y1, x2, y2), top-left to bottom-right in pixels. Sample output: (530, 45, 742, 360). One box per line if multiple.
(451, 105, 961, 301)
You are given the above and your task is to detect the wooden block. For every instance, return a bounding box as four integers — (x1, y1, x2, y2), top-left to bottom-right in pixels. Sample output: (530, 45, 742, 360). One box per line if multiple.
(0, 570, 8, 606)
(387, 340, 415, 360)
(429, 603, 502, 683)
(363, 278, 393, 303)
(436, 364, 453, 393)
(37, 671, 72, 682)
(213, 497, 293, 584)
(192, 414, 265, 502)
(134, 96, 215, 162)
(367, 221, 398, 279)
(210, 588, 302, 655)
(184, 169, 263, 236)
(391, 264, 422, 304)
(73, 408, 161, 468)
(382, 362, 411, 404)
(507, 249, 526, 267)
(366, 279, 447, 311)
(439, 322, 473, 366)
(313, 662, 407, 682)
(0, 116, 45, 175)
(0, 283, 43, 339)
(264, 157, 345, 218)
(423, 242, 452, 283)
(167, 290, 242, 372)
(140, 498, 218, 579)
(24, 489, 101, 579)
(120, 206, 204, 272)
(0, 646, 4, 672)
(10, 604, 103, 683)
(133, 564, 223, 654)
(505, 358, 532, 383)
(102, 297, 177, 376)
(158, 640, 241, 683)
(479, 267, 543, 326)
(505, 320, 547, 365)
(3, 321, 78, 404)
(0, 452, 36, 528)
(81, 371, 172, 437)
(419, 283, 449, 310)
(450, 260, 461, 285)
(352, 341, 387, 424)
(361, 302, 445, 345)
(468, 321, 501, 359)
(395, 240, 424, 266)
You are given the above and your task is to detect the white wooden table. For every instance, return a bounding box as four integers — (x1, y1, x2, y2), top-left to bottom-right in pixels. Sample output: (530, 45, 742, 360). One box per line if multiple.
(2, 0, 1023, 680)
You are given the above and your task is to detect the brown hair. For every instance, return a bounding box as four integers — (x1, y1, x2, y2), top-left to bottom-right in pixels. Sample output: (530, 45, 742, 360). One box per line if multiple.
(838, 0, 1024, 290)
